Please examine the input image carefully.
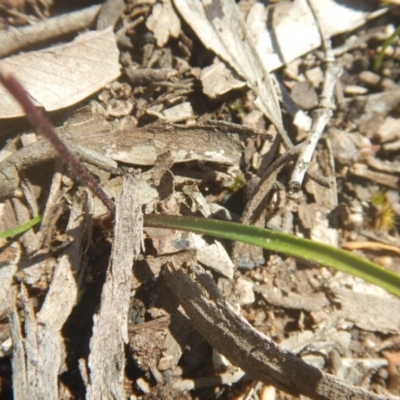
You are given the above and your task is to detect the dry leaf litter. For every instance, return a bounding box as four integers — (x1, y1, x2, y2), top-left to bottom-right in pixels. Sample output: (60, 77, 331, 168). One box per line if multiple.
(0, 0, 400, 399)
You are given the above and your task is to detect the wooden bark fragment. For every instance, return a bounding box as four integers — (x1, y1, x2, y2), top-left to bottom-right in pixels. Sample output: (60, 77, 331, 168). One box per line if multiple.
(0, 120, 270, 201)
(86, 173, 143, 399)
(162, 261, 397, 400)
(0, 241, 20, 319)
(9, 191, 92, 400)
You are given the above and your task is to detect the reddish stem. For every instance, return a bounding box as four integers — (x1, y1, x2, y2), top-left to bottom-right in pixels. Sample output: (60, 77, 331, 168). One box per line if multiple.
(0, 72, 115, 216)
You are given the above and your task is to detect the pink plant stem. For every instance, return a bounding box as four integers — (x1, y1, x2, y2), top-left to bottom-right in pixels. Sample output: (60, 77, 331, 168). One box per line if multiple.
(0, 72, 116, 215)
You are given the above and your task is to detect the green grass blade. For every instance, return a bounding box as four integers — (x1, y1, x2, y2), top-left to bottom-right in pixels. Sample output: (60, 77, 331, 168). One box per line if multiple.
(144, 214, 400, 298)
(0, 216, 42, 239)
(374, 25, 400, 71)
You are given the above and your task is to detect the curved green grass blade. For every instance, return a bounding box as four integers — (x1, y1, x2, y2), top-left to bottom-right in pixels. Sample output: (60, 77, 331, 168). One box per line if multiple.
(0, 216, 42, 239)
(374, 25, 400, 71)
(144, 214, 400, 298)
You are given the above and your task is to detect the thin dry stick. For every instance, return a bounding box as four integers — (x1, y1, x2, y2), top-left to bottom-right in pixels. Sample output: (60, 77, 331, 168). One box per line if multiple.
(0, 5, 101, 58)
(0, 72, 116, 215)
(232, 141, 306, 268)
(240, 141, 307, 226)
(289, 0, 342, 194)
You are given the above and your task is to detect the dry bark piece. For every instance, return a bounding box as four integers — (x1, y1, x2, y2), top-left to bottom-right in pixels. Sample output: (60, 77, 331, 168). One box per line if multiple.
(145, 219, 234, 279)
(253, 285, 329, 312)
(162, 101, 193, 122)
(297, 202, 338, 247)
(333, 288, 400, 334)
(367, 157, 400, 175)
(187, 233, 234, 279)
(86, 173, 143, 399)
(0, 120, 268, 201)
(9, 190, 92, 400)
(376, 117, 400, 143)
(329, 128, 372, 167)
(126, 67, 177, 85)
(349, 163, 398, 189)
(382, 140, 400, 153)
(14, 255, 56, 288)
(0, 240, 20, 319)
(200, 61, 246, 98)
(0, 28, 120, 118)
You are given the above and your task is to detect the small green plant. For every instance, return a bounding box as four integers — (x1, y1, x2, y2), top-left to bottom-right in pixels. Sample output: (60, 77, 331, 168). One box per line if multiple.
(228, 98, 245, 118)
(229, 172, 245, 192)
(371, 191, 396, 232)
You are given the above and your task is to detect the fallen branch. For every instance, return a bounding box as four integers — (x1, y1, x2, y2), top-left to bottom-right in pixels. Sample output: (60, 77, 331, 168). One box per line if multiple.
(163, 261, 397, 400)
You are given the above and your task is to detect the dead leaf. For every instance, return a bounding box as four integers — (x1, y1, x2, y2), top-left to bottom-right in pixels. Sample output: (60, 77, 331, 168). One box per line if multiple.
(247, 0, 385, 72)
(0, 28, 120, 118)
(173, 0, 284, 132)
(200, 62, 246, 98)
(146, 0, 181, 47)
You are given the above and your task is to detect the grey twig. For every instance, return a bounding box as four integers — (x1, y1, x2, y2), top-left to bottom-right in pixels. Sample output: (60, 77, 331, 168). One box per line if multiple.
(233, 141, 306, 268)
(0, 5, 101, 59)
(289, 0, 342, 193)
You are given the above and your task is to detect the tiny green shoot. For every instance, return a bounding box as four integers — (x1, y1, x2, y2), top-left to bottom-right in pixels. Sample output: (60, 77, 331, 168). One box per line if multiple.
(373, 25, 400, 72)
(0, 216, 42, 239)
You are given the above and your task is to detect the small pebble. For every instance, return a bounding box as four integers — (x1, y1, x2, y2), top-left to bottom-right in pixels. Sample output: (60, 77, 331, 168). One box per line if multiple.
(158, 355, 174, 371)
(358, 71, 380, 86)
(343, 85, 368, 95)
(136, 377, 150, 394)
(235, 277, 255, 305)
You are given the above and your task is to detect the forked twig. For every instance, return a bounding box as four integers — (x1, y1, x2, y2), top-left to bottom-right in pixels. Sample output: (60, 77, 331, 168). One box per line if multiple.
(289, 0, 342, 193)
